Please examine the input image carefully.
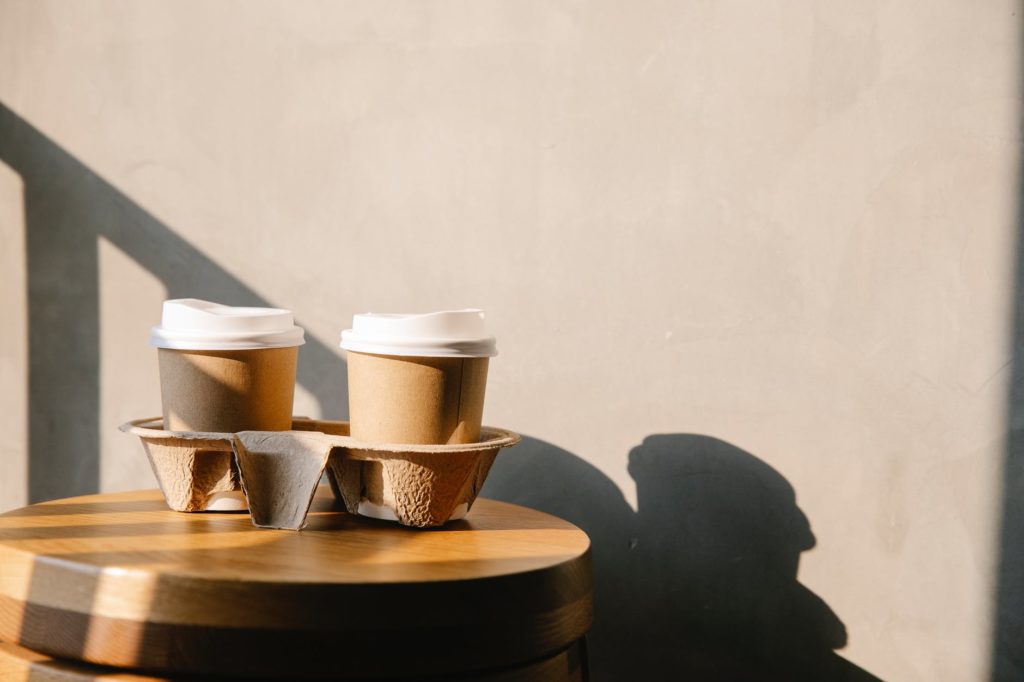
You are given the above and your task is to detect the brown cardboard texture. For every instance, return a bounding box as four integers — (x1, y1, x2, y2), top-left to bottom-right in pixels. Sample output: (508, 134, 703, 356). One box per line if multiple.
(233, 432, 334, 530)
(332, 447, 502, 527)
(117, 421, 238, 512)
(347, 352, 489, 444)
(121, 418, 519, 529)
(321, 427, 516, 527)
(158, 347, 297, 432)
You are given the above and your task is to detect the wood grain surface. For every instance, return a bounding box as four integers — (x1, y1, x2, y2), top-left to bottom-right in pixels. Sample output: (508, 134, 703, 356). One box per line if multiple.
(0, 639, 587, 682)
(0, 489, 592, 679)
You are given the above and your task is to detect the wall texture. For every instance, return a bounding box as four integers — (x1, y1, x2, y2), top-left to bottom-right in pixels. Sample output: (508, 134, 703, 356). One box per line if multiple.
(0, 1, 1020, 680)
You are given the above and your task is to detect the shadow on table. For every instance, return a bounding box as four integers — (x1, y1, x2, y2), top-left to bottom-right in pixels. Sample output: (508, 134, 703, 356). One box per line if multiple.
(482, 433, 885, 682)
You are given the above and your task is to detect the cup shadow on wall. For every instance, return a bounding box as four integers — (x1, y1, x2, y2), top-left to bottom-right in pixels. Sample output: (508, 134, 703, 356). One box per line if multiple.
(482, 434, 885, 681)
(0, 102, 347, 504)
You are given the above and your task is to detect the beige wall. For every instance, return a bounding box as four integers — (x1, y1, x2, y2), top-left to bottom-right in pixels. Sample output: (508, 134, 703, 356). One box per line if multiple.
(0, 1, 1020, 680)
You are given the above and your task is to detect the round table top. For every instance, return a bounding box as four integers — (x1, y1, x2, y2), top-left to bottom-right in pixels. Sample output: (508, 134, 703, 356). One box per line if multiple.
(0, 488, 592, 679)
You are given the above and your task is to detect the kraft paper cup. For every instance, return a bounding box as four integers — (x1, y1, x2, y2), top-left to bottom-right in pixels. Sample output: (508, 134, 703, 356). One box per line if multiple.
(345, 352, 489, 444)
(157, 347, 298, 433)
(340, 309, 498, 523)
(149, 299, 305, 510)
(341, 309, 497, 445)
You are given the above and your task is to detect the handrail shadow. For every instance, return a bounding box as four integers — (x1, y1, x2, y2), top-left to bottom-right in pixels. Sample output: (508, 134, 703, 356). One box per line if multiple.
(0, 102, 347, 504)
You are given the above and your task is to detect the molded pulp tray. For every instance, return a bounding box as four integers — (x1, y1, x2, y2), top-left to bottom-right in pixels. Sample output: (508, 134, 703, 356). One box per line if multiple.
(119, 418, 520, 530)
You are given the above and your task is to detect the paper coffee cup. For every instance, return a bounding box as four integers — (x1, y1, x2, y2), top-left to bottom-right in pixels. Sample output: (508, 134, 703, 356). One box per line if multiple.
(150, 299, 305, 433)
(339, 309, 497, 523)
(340, 309, 497, 445)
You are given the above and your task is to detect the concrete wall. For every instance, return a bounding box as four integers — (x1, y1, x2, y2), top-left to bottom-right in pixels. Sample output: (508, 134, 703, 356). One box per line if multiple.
(0, 1, 1020, 680)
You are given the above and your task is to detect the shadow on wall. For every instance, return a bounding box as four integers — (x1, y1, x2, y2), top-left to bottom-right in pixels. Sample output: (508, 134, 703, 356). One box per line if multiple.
(992, 26, 1024, 679)
(482, 434, 885, 681)
(0, 102, 347, 504)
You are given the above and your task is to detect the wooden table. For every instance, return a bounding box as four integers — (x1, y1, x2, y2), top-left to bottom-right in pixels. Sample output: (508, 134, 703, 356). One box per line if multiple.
(0, 488, 592, 680)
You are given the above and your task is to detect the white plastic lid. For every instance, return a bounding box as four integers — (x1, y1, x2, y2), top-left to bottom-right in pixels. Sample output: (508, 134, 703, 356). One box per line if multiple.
(150, 299, 305, 350)
(340, 309, 497, 358)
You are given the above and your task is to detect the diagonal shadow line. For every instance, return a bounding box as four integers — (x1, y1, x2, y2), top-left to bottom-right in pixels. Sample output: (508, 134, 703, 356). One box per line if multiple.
(0, 101, 347, 504)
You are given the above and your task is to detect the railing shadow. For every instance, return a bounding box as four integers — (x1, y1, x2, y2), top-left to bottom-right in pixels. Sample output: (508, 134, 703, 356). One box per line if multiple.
(0, 102, 347, 504)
